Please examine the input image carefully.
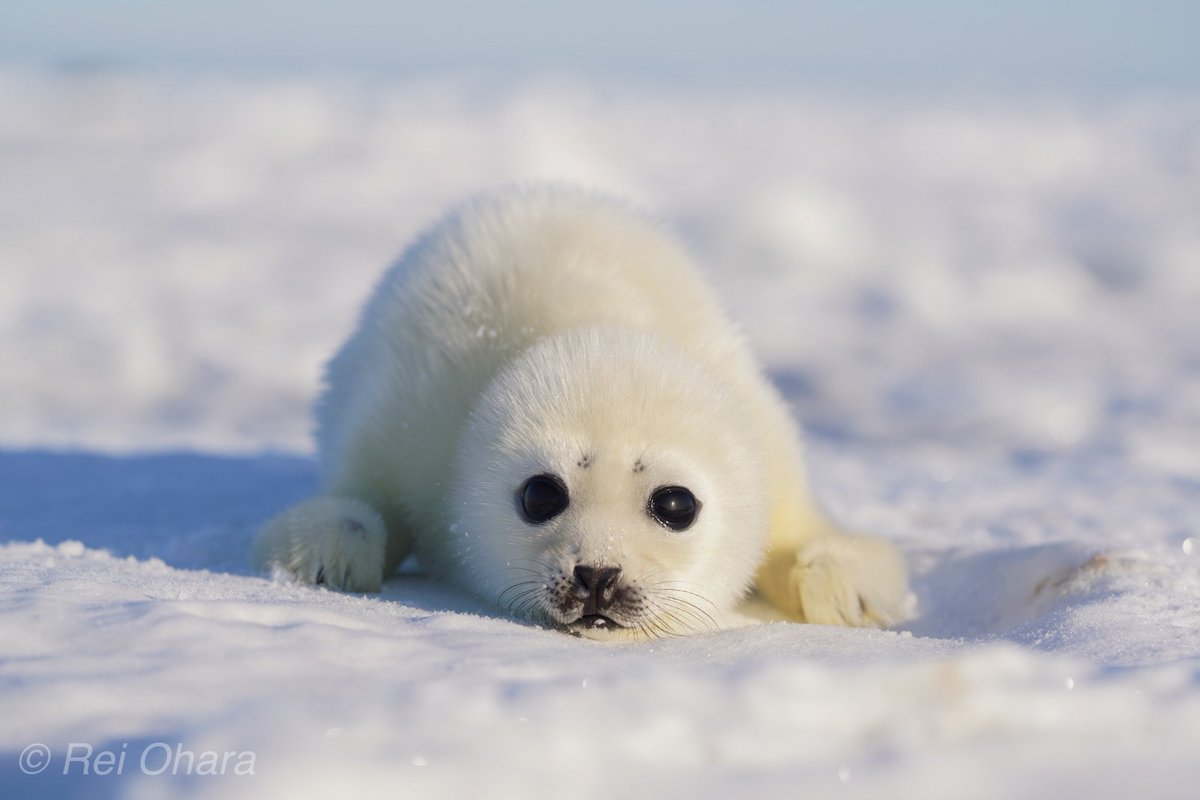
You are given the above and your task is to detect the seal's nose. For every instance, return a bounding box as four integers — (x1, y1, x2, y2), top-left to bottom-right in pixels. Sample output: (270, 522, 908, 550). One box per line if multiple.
(574, 565, 621, 614)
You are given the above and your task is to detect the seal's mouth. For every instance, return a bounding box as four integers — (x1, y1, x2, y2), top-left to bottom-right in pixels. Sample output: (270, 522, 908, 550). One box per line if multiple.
(571, 613, 622, 630)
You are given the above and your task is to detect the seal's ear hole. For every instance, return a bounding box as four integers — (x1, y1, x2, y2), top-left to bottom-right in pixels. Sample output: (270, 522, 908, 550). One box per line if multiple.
(648, 486, 700, 531)
(518, 474, 569, 524)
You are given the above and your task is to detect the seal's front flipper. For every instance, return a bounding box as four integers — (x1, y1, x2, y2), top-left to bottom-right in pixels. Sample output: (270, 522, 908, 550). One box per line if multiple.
(254, 496, 387, 592)
(755, 532, 912, 628)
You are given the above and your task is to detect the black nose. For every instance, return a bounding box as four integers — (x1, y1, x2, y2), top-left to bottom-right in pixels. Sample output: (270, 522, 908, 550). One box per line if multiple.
(573, 565, 621, 614)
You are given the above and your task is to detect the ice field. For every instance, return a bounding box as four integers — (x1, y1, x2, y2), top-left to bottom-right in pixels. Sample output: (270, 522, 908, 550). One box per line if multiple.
(1, 70, 1198, 797)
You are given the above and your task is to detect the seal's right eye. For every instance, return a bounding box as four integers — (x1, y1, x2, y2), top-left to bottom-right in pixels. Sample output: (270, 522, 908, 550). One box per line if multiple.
(519, 474, 569, 524)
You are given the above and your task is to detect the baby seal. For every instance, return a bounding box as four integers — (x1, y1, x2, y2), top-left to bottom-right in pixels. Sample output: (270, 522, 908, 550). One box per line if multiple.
(255, 186, 909, 638)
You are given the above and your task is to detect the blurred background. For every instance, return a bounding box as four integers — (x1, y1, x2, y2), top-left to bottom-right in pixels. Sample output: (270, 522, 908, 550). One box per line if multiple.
(2, 0, 1198, 479)
(5, 0, 1198, 90)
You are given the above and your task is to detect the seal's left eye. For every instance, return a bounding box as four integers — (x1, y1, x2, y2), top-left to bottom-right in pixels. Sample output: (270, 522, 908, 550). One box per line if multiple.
(519, 474, 569, 524)
(648, 486, 699, 531)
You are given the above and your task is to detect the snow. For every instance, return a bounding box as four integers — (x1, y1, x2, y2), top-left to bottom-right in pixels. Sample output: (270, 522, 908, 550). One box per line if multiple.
(2, 69, 1199, 797)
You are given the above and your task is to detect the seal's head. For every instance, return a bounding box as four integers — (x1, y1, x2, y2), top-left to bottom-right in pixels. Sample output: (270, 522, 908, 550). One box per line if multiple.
(447, 327, 768, 639)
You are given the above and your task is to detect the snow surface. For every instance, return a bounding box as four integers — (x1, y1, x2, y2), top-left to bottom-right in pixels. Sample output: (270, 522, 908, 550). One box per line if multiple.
(2, 70, 1199, 798)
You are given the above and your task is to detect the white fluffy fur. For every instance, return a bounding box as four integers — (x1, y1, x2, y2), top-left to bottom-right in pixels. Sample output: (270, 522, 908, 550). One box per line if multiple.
(254, 186, 910, 638)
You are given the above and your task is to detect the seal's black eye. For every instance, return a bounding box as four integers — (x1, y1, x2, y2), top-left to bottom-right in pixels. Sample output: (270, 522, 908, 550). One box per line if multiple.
(519, 474, 569, 524)
(648, 486, 699, 531)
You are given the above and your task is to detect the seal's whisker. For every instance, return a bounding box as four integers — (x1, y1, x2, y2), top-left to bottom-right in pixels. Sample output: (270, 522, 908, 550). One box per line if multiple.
(511, 588, 544, 611)
(647, 583, 723, 616)
(499, 567, 546, 578)
(504, 586, 543, 611)
(640, 609, 676, 640)
(638, 620, 662, 641)
(512, 600, 538, 621)
(497, 580, 543, 605)
(649, 615, 680, 639)
(657, 606, 696, 638)
(653, 596, 716, 632)
(527, 601, 555, 629)
(658, 611, 688, 638)
(651, 586, 720, 619)
(509, 588, 547, 618)
(653, 593, 720, 630)
(501, 558, 550, 570)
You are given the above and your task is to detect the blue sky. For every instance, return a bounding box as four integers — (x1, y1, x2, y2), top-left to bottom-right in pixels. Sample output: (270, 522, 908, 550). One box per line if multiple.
(2, 0, 1197, 91)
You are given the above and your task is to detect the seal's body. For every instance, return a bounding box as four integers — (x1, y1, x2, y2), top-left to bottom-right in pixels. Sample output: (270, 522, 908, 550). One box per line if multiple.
(255, 187, 909, 638)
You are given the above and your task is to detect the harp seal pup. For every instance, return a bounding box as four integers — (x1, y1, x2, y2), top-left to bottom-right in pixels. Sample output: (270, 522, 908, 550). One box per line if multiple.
(254, 186, 910, 639)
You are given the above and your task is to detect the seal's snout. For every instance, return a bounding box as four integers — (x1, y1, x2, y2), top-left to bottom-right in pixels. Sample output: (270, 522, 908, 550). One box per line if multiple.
(573, 565, 621, 614)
